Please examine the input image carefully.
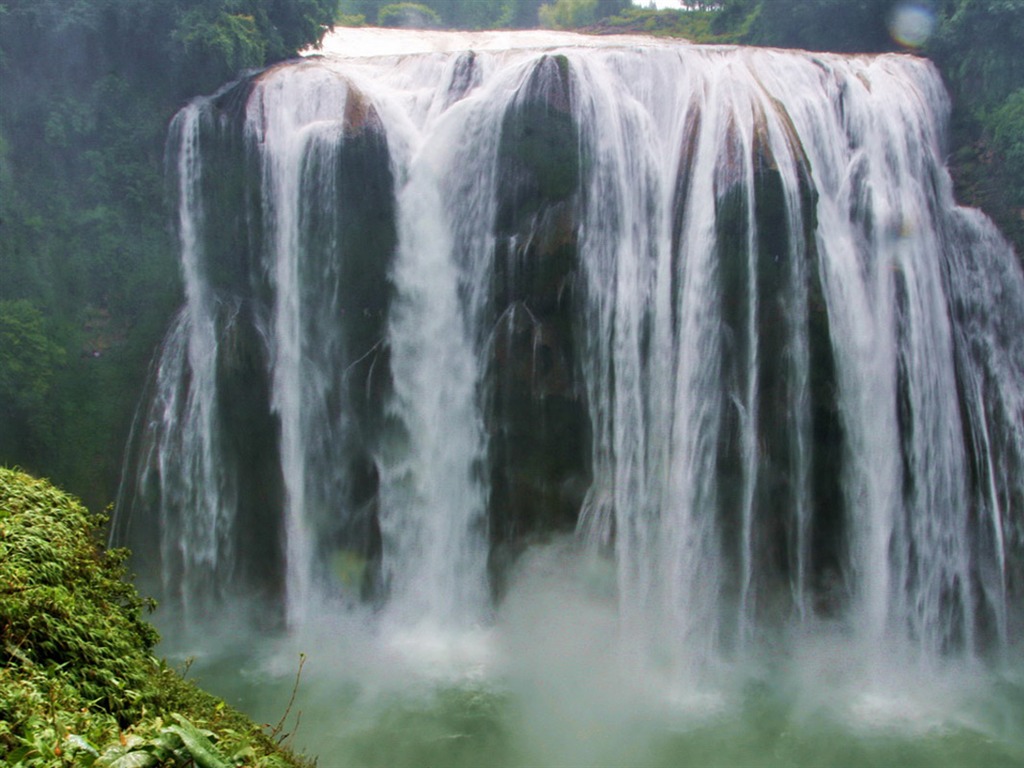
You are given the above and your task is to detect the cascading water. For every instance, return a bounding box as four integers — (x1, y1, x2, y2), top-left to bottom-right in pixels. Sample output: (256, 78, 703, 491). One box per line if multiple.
(117, 29, 1024, 689)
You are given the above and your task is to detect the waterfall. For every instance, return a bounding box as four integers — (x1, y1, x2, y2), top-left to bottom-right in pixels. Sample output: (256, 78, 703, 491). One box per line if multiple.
(117, 31, 1024, 663)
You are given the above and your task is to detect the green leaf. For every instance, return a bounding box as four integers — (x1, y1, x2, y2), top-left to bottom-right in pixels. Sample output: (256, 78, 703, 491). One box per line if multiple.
(165, 715, 234, 768)
(104, 751, 161, 768)
(66, 732, 101, 757)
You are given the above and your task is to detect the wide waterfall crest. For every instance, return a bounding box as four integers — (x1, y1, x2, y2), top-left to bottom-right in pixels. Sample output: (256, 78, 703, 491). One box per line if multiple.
(117, 32, 1024, 665)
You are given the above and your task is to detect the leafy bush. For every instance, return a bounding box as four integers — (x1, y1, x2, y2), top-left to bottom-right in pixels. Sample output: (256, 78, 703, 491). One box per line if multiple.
(0, 468, 311, 767)
(597, 7, 747, 41)
(378, 2, 443, 27)
(0, 301, 66, 464)
(336, 12, 368, 27)
(173, 10, 268, 77)
(930, 0, 1024, 117)
(539, 0, 598, 29)
(989, 88, 1024, 203)
(0, 0, 337, 512)
(740, 0, 897, 52)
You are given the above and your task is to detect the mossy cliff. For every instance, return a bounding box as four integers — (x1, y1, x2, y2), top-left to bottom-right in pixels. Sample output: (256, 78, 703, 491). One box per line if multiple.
(0, 468, 310, 768)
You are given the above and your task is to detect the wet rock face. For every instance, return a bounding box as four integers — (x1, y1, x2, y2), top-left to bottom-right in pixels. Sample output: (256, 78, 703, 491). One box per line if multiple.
(295, 93, 396, 597)
(487, 55, 592, 585)
(157, 75, 396, 612)
(214, 307, 285, 609)
(496, 55, 579, 235)
(710, 111, 848, 625)
(186, 78, 260, 302)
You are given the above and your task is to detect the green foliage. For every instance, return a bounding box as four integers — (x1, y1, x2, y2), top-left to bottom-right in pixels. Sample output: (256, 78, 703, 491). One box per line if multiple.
(540, 0, 599, 28)
(336, 12, 368, 26)
(597, 6, 747, 41)
(987, 88, 1024, 171)
(340, 0, 548, 29)
(0, 0, 336, 510)
(0, 301, 66, 463)
(173, 10, 268, 77)
(926, 1, 1024, 252)
(989, 88, 1024, 193)
(537, 0, 630, 28)
(0, 469, 159, 719)
(0, 468, 311, 768)
(709, 0, 762, 37)
(742, 0, 899, 52)
(378, 2, 443, 28)
(930, 0, 1024, 114)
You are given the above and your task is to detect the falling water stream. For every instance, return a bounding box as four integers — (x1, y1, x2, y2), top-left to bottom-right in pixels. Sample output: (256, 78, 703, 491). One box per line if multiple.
(116, 28, 1024, 766)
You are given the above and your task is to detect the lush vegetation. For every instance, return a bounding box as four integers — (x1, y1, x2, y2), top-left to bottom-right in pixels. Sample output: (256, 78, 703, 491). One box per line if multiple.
(340, 0, 542, 28)
(377, 2, 443, 27)
(0, 467, 311, 767)
(578, 5, 744, 39)
(338, 0, 631, 30)
(928, 0, 1024, 250)
(0, 0, 336, 510)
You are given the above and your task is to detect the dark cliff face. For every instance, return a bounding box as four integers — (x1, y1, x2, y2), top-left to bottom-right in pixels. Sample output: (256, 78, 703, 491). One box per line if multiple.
(131, 71, 399, 621)
(709, 104, 849, 626)
(487, 55, 592, 591)
(136, 55, 599, 611)
(131, 58, 600, 616)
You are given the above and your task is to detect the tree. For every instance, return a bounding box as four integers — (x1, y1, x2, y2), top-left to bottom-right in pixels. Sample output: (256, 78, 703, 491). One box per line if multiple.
(0, 0, 337, 508)
(378, 3, 443, 27)
(989, 88, 1024, 202)
(747, 0, 898, 52)
(0, 301, 65, 467)
(929, 0, 1024, 113)
(540, 0, 600, 27)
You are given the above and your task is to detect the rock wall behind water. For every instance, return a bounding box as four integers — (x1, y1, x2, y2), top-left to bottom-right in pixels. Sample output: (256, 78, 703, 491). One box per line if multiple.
(116, 35, 1024, 659)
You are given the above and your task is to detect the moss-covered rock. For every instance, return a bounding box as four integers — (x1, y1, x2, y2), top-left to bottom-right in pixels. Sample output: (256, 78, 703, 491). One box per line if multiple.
(0, 467, 311, 767)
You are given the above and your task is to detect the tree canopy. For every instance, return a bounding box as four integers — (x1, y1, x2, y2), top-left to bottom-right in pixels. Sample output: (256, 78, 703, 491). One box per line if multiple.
(0, 0, 336, 507)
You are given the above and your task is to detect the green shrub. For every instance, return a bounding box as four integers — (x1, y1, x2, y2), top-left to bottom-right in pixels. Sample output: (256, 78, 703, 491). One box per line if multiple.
(598, 7, 743, 41)
(989, 88, 1024, 204)
(336, 12, 367, 26)
(539, 0, 598, 29)
(0, 301, 66, 464)
(0, 468, 311, 767)
(378, 2, 442, 28)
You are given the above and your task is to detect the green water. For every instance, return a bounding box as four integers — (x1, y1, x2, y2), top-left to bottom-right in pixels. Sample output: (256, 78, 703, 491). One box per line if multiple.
(173, 546, 1024, 768)
(187, 646, 1023, 768)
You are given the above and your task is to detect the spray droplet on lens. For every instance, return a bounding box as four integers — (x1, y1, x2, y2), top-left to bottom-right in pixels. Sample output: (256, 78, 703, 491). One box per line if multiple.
(889, 2, 936, 48)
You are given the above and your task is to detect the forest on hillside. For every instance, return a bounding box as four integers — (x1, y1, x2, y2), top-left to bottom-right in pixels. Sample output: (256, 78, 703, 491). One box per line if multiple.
(0, 0, 338, 507)
(1, 0, 1022, 512)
